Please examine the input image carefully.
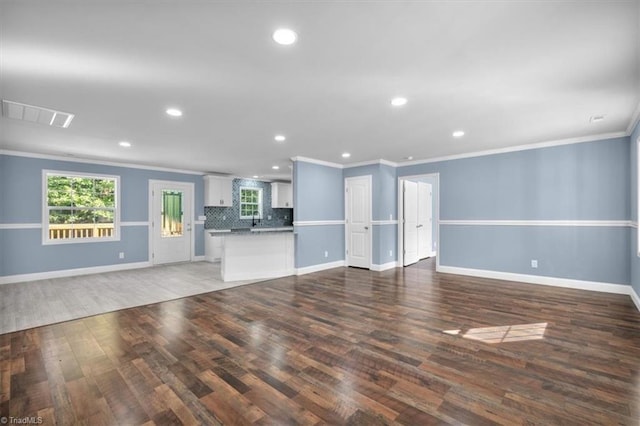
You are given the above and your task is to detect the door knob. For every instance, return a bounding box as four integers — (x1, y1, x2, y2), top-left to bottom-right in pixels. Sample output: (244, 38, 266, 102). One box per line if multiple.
(364, 226, 369, 230)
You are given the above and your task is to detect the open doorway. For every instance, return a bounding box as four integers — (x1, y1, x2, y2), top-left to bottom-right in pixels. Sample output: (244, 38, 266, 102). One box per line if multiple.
(397, 173, 439, 269)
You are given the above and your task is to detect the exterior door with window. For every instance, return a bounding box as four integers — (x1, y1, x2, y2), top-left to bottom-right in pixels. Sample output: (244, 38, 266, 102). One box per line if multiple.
(151, 181, 193, 264)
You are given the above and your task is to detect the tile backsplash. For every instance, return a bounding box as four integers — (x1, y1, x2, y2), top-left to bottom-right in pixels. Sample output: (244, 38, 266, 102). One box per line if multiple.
(204, 178, 293, 229)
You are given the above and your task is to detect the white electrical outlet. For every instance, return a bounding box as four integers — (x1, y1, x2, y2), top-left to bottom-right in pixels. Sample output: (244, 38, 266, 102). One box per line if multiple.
(389, 250, 393, 257)
(324, 251, 328, 258)
(119, 252, 125, 259)
(268, 215, 272, 220)
(531, 259, 538, 268)
(389, 213, 393, 220)
(222, 215, 226, 220)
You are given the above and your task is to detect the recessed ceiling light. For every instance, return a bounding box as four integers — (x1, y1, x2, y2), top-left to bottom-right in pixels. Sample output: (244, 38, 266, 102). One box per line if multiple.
(272, 28, 297, 45)
(590, 115, 605, 123)
(252, 175, 259, 179)
(341, 152, 351, 158)
(403, 156, 414, 160)
(118, 141, 131, 148)
(166, 108, 182, 117)
(391, 97, 407, 107)
(274, 135, 286, 142)
(272, 165, 280, 170)
(452, 130, 465, 138)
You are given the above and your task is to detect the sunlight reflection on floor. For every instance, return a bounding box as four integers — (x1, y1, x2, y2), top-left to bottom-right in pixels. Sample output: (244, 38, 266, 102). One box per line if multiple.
(443, 322, 548, 344)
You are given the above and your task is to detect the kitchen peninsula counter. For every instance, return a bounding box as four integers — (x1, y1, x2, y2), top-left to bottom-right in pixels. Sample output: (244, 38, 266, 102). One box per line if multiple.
(216, 227, 294, 282)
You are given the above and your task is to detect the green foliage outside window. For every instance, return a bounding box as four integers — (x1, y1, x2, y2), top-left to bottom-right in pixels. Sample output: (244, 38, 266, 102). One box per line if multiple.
(240, 187, 262, 219)
(47, 175, 116, 224)
(46, 173, 118, 241)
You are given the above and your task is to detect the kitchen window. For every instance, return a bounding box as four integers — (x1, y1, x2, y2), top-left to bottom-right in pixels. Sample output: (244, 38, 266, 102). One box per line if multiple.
(239, 187, 262, 219)
(43, 170, 120, 244)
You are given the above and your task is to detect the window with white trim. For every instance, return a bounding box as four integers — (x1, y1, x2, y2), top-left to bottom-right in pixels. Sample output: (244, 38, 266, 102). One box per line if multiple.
(239, 187, 262, 219)
(44, 171, 120, 243)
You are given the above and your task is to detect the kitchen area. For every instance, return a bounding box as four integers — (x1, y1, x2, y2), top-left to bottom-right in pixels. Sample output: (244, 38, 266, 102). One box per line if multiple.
(203, 176, 294, 281)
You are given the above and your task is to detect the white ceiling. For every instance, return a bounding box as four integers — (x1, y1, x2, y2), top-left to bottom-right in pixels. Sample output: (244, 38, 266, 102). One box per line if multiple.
(1, 1, 639, 179)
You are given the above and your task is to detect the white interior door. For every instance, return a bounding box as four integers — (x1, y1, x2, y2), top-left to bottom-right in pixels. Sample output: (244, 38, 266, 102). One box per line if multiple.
(403, 180, 419, 266)
(346, 176, 371, 269)
(418, 182, 433, 259)
(151, 181, 193, 264)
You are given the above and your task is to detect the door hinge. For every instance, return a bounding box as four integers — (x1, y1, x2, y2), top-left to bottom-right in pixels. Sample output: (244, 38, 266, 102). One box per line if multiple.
(152, 253, 155, 258)
(346, 249, 349, 254)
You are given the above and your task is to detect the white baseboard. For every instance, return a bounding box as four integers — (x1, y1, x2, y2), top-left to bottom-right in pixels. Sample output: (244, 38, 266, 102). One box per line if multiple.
(193, 255, 206, 262)
(223, 269, 295, 282)
(0, 261, 153, 285)
(371, 261, 398, 271)
(437, 265, 631, 295)
(296, 260, 346, 276)
(630, 287, 640, 312)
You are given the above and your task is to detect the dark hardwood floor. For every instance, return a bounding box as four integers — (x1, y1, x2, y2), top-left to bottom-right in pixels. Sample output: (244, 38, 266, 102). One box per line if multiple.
(1, 258, 639, 425)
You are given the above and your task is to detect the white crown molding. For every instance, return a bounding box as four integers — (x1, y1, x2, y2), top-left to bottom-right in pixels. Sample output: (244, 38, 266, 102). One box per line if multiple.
(295, 260, 345, 276)
(344, 159, 399, 169)
(397, 132, 628, 168)
(0, 223, 41, 229)
(290, 156, 343, 169)
(371, 220, 398, 225)
(437, 265, 631, 295)
(626, 100, 640, 136)
(439, 219, 632, 227)
(293, 131, 631, 173)
(293, 220, 345, 226)
(0, 261, 152, 285)
(0, 149, 205, 176)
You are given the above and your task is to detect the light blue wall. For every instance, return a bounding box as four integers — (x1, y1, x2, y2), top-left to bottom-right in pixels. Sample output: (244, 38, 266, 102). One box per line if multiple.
(293, 160, 344, 268)
(0, 154, 205, 277)
(441, 225, 629, 285)
(399, 137, 631, 285)
(400, 138, 629, 220)
(294, 225, 345, 268)
(294, 161, 344, 221)
(629, 120, 640, 297)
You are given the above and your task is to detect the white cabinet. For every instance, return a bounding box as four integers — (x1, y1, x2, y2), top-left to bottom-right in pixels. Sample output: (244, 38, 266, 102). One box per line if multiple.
(271, 182, 293, 208)
(205, 231, 225, 262)
(204, 176, 233, 207)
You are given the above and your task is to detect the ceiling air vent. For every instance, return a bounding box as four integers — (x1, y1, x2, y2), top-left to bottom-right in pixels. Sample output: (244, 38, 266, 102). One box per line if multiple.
(2, 99, 75, 128)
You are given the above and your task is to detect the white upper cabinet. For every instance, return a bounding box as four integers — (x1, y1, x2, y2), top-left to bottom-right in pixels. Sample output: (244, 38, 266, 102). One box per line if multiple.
(271, 182, 293, 208)
(204, 176, 233, 207)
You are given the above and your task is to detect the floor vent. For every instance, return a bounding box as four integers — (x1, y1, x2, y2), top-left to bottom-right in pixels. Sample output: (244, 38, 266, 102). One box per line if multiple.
(2, 99, 75, 128)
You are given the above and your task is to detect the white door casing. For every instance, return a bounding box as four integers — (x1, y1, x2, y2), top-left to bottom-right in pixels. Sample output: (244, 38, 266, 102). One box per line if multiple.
(418, 182, 433, 259)
(345, 176, 372, 269)
(403, 180, 419, 266)
(150, 181, 193, 264)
